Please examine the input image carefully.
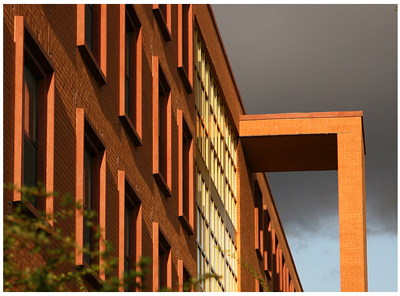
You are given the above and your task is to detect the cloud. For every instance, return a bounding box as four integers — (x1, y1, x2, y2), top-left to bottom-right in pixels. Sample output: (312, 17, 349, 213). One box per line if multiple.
(267, 171, 339, 237)
(213, 3, 397, 240)
(323, 266, 340, 284)
(212, 4, 397, 291)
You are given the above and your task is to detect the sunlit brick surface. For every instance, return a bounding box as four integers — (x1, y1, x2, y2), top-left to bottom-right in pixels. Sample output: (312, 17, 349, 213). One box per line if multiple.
(240, 112, 367, 292)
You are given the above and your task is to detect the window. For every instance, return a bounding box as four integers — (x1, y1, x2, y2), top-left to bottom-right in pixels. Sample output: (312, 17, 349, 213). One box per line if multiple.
(178, 260, 193, 292)
(152, 56, 171, 197)
(76, 108, 106, 282)
(82, 124, 105, 268)
(118, 171, 142, 292)
(272, 232, 278, 292)
(152, 4, 171, 41)
(159, 237, 170, 289)
(119, 4, 142, 146)
(277, 246, 283, 292)
(255, 181, 264, 259)
(83, 147, 94, 265)
(13, 16, 55, 225)
(178, 110, 194, 234)
(23, 62, 38, 207)
(153, 222, 171, 291)
(77, 4, 107, 85)
(263, 206, 272, 279)
(85, 4, 95, 53)
(194, 26, 238, 292)
(178, 4, 193, 93)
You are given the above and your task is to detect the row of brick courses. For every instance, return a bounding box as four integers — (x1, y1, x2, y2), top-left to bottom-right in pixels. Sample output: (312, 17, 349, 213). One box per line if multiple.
(192, 5, 246, 133)
(192, 4, 303, 292)
(237, 141, 302, 292)
(4, 3, 306, 292)
(4, 4, 198, 291)
(239, 112, 366, 291)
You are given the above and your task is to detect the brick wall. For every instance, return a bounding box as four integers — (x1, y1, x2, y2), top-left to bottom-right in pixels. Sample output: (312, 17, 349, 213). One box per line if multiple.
(4, 4, 305, 292)
(4, 4, 197, 291)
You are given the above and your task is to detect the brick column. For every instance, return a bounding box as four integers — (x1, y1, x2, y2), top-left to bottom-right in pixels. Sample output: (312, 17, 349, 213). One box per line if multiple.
(337, 130, 367, 292)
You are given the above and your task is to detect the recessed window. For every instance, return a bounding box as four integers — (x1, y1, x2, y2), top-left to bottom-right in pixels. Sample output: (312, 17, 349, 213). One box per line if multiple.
(178, 259, 193, 292)
(83, 147, 94, 265)
(153, 222, 171, 291)
(85, 4, 95, 53)
(23, 62, 39, 207)
(152, 57, 171, 197)
(76, 109, 106, 282)
(264, 207, 272, 279)
(121, 173, 142, 292)
(255, 181, 264, 259)
(178, 110, 194, 234)
(77, 4, 107, 85)
(13, 16, 55, 224)
(119, 4, 142, 146)
(159, 238, 170, 289)
(152, 4, 171, 41)
(178, 4, 193, 93)
(158, 76, 169, 179)
(82, 120, 105, 269)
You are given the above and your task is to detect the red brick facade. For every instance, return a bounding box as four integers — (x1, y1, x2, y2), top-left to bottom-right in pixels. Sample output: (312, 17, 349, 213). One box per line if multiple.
(240, 112, 367, 292)
(5, 4, 362, 292)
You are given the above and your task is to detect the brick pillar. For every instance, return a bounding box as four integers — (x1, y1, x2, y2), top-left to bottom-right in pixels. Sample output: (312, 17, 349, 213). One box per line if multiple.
(337, 130, 367, 292)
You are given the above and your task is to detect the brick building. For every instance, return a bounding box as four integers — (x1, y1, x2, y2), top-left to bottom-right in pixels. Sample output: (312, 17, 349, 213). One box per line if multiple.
(4, 4, 366, 292)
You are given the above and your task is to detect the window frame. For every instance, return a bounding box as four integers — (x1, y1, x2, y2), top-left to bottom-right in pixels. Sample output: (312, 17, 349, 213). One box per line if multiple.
(177, 4, 193, 93)
(75, 108, 106, 284)
(13, 15, 55, 227)
(178, 259, 193, 292)
(152, 4, 172, 41)
(152, 56, 172, 197)
(178, 109, 194, 234)
(77, 4, 107, 85)
(153, 222, 172, 291)
(254, 180, 264, 259)
(118, 170, 143, 292)
(119, 4, 142, 146)
(263, 205, 272, 280)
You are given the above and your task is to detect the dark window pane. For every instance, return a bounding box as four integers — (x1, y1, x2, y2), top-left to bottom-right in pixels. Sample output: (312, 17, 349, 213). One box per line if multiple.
(23, 135, 37, 207)
(159, 248, 164, 289)
(85, 4, 93, 51)
(23, 50, 39, 209)
(124, 256, 130, 292)
(83, 215, 92, 265)
(83, 148, 93, 266)
(125, 27, 130, 116)
(159, 240, 169, 289)
(125, 204, 130, 259)
(84, 148, 93, 210)
(183, 130, 189, 218)
(160, 4, 167, 22)
(183, 268, 191, 292)
(182, 5, 189, 70)
(23, 63, 38, 142)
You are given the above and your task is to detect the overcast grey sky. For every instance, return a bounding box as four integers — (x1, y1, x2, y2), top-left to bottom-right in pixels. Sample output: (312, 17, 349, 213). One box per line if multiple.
(212, 4, 397, 292)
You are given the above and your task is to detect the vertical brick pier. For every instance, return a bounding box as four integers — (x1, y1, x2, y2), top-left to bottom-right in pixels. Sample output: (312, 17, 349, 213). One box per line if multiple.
(239, 111, 367, 292)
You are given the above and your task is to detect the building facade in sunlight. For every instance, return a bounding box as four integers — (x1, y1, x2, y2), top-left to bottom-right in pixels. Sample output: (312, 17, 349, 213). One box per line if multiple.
(4, 4, 303, 292)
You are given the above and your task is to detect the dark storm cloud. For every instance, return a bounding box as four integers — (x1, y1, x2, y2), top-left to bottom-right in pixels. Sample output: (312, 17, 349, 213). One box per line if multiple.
(266, 171, 340, 239)
(212, 4, 397, 235)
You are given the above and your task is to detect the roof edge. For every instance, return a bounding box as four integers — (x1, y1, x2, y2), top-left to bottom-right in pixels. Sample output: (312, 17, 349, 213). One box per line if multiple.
(240, 111, 366, 155)
(240, 111, 364, 121)
(207, 4, 246, 115)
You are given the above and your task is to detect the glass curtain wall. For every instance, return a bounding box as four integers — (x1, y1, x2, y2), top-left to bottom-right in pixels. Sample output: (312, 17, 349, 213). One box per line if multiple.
(195, 27, 238, 292)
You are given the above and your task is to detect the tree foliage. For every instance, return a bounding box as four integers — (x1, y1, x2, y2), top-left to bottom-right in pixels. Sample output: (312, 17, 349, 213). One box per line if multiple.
(3, 185, 213, 292)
